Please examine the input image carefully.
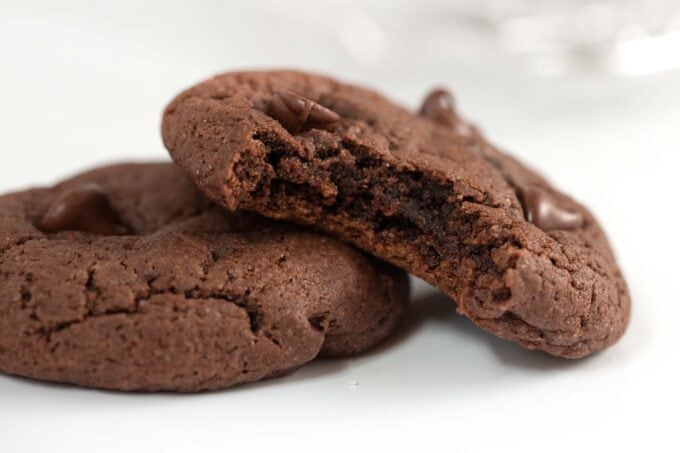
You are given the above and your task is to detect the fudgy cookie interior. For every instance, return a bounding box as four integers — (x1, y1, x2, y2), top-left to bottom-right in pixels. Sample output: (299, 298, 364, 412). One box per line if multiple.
(241, 130, 512, 304)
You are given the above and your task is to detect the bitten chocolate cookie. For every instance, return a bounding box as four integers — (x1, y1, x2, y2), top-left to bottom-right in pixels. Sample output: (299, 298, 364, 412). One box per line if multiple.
(162, 70, 630, 358)
(0, 163, 408, 391)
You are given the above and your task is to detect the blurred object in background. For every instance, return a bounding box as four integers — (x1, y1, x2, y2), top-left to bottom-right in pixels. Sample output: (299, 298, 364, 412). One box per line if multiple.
(439, 0, 680, 76)
(335, 0, 680, 77)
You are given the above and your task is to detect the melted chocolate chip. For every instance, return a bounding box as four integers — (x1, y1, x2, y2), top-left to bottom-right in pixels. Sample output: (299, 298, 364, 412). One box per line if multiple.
(269, 91, 340, 134)
(518, 185, 584, 231)
(419, 88, 458, 128)
(419, 88, 475, 137)
(39, 183, 127, 235)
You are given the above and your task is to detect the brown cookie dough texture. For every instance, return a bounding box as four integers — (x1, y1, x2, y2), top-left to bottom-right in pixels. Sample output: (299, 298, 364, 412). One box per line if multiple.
(162, 70, 630, 358)
(0, 163, 408, 391)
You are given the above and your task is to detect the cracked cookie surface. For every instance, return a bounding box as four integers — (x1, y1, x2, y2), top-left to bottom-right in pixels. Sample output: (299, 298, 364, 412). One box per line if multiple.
(162, 70, 630, 358)
(0, 163, 408, 391)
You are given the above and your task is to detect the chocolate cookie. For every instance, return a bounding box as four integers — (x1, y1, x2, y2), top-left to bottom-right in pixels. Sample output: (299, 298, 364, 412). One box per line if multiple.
(0, 163, 408, 391)
(162, 70, 630, 358)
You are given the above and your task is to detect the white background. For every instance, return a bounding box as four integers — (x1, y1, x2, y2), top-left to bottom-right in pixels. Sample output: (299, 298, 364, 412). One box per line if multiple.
(1, 1, 678, 451)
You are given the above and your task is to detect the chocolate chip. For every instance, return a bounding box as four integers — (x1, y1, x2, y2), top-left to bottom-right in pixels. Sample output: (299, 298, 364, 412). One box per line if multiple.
(419, 88, 458, 128)
(419, 87, 476, 137)
(39, 183, 128, 235)
(269, 91, 340, 134)
(517, 185, 584, 231)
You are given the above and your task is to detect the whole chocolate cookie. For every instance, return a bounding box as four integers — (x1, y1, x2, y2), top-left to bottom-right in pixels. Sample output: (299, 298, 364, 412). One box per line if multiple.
(0, 163, 408, 391)
(162, 70, 630, 358)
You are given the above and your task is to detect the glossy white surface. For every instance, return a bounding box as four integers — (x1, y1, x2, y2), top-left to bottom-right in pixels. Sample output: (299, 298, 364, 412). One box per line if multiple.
(0, 1, 677, 451)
